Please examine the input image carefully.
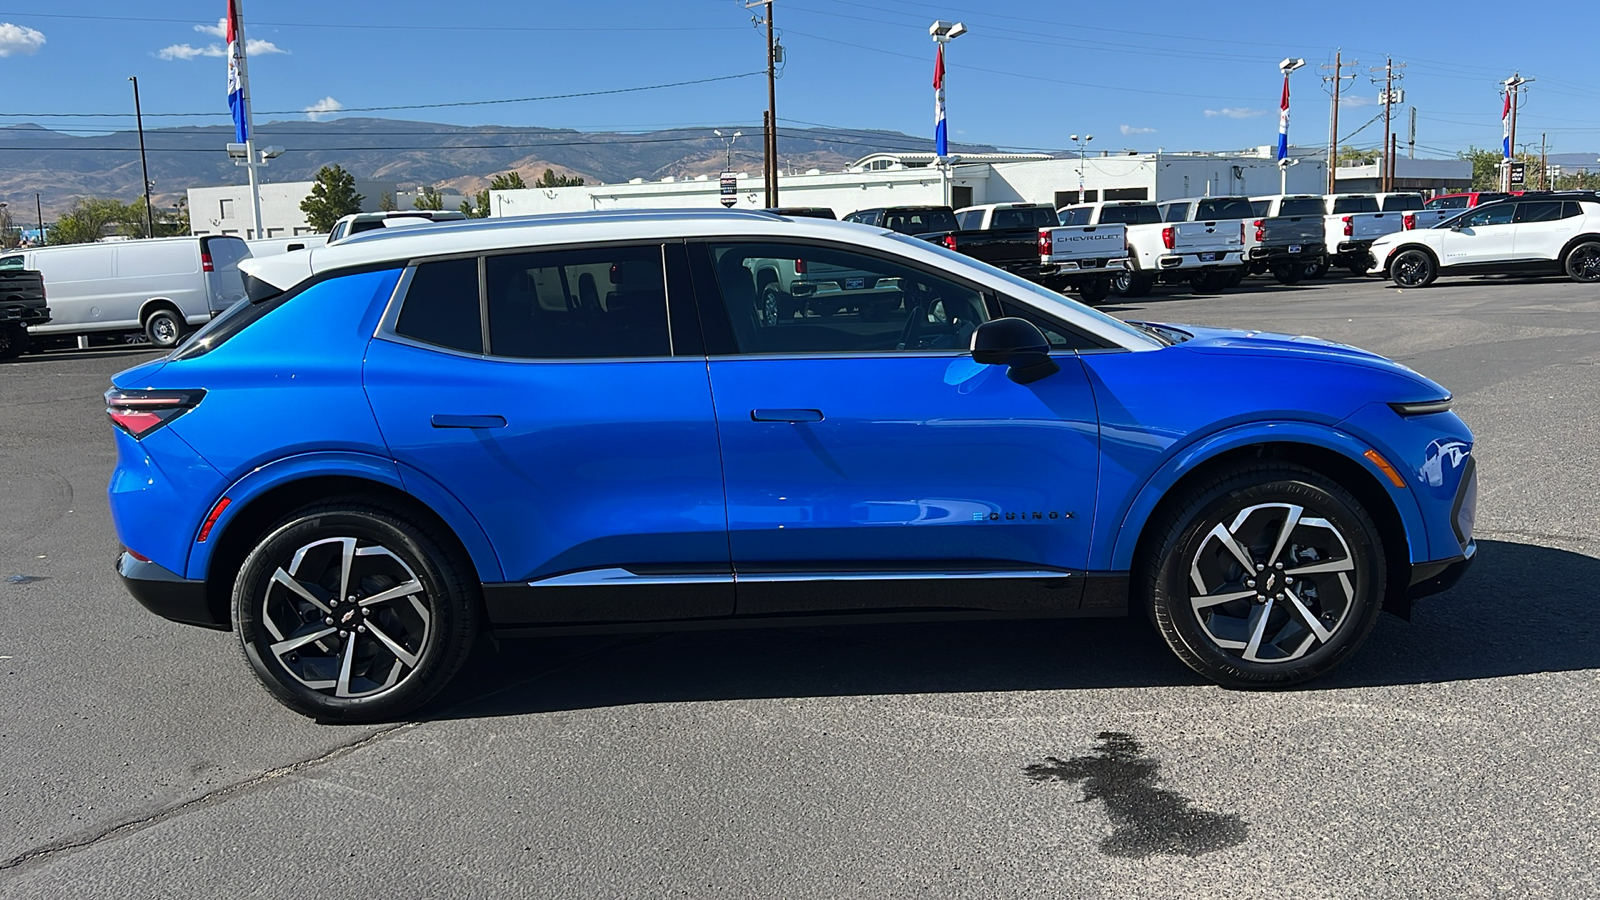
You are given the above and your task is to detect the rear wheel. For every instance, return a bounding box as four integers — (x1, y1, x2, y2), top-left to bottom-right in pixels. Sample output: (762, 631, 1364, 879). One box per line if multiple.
(1112, 270, 1153, 298)
(1302, 257, 1329, 280)
(1564, 241, 1600, 283)
(144, 309, 184, 348)
(0, 324, 27, 360)
(1188, 270, 1229, 293)
(1227, 267, 1248, 288)
(1141, 463, 1386, 687)
(1076, 278, 1111, 305)
(1390, 249, 1437, 288)
(233, 500, 479, 722)
(1270, 263, 1303, 285)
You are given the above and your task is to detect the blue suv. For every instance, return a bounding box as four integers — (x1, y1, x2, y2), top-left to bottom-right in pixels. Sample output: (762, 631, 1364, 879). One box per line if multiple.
(108, 210, 1477, 721)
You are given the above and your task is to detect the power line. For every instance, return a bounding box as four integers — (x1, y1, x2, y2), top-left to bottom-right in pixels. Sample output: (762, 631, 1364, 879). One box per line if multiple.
(0, 10, 744, 33)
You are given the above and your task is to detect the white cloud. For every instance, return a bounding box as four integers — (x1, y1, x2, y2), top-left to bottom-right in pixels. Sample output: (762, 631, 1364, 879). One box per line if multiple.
(247, 39, 286, 55)
(1340, 95, 1375, 108)
(158, 43, 223, 60)
(1120, 125, 1156, 135)
(304, 97, 345, 121)
(0, 22, 46, 57)
(194, 18, 228, 38)
(1204, 107, 1268, 119)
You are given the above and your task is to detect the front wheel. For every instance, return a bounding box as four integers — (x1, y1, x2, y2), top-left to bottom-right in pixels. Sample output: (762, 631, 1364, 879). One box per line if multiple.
(1564, 241, 1600, 283)
(144, 309, 184, 348)
(1140, 463, 1386, 687)
(1390, 249, 1437, 288)
(233, 500, 479, 722)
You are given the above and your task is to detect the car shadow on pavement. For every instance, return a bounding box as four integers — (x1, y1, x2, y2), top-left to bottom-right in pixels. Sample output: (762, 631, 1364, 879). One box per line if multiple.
(6, 348, 164, 365)
(419, 538, 1598, 720)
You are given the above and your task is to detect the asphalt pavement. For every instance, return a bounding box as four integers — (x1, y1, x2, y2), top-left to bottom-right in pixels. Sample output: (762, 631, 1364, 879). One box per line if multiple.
(2, 273, 1597, 899)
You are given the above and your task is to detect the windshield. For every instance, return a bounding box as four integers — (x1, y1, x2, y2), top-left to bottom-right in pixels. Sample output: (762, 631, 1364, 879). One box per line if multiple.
(888, 233, 1162, 349)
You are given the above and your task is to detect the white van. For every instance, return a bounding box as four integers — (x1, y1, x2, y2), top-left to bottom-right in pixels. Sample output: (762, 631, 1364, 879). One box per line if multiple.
(0, 236, 250, 348)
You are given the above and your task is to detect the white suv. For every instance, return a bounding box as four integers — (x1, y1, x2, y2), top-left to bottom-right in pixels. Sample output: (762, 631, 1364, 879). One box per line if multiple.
(1369, 192, 1600, 287)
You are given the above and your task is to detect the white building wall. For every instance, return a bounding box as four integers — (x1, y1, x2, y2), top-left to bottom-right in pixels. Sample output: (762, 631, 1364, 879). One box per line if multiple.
(188, 180, 396, 238)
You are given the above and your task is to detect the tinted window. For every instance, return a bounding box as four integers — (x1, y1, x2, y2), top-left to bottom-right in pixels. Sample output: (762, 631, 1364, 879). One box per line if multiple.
(1249, 200, 1269, 217)
(1058, 207, 1092, 226)
(709, 242, 988, 355)
(1516, 201, 1564, 223)
(1463, 204, 1515, 227)
(1194, 198, 1254, 220)
(1162, 204, 1187, 223)
(1475, 193, 1509, 205)
(955, 209, 981, 230)
(883, 209, 957, 235)
(991, 206, 1057, 229)
(0, 256, 25, 270)
(1332, 196, 1380, 214)
(998, 301, 1104, 351)
(203, 236, 251, 271)
(1426, 195, 1468, 210)
(1380, 194, 1424, 211)
(1279, 198, 1325, 218)
(1564, 202, 1585, 218)
(1100, 204, 1162, 225)
(484, 246, 670, 359)
(396, 258, 483, 354)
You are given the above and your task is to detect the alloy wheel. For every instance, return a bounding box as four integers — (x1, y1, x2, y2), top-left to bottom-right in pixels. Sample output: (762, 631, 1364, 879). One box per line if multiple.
(1393, 252, 1430, 287)
(1569, 245, 1600, 282)
(1187, 502, 1356, 664)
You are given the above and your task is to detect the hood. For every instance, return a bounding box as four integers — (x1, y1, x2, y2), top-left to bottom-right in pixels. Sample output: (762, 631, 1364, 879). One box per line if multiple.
(1151, 322, 1447, 396)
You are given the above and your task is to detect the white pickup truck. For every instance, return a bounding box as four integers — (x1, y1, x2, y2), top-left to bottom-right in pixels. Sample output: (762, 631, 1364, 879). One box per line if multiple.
(1059, 201, 1244, 297)
(1037, 213, 1129, 304)
(1323, 195, 1408, 273)
(1375, 192, 1454, 232)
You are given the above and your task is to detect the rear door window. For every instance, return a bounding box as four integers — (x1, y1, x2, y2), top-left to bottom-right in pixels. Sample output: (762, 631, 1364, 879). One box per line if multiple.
(485, 245, 671, 359)
(395, 258, 483, 354)
(1515, 201, 1563, 223)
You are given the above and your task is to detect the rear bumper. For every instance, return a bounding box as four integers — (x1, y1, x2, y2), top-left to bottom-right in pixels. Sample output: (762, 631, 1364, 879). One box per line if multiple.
(1407, 540, 1476, 601)
(1249, 243, 1326, 261)
(1335, 240, 1375, 255)
(0, 305, 50, 326)
(116, 551, 226, 630)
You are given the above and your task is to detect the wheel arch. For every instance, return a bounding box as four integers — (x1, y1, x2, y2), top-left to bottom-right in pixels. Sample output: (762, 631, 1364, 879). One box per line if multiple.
(137, 297, 183, 324)
(1385, 243, 1440, 274)
(1557, 233, 1600, 263)
(1112, 433, 1420, 618)
(193, 457, 502, 629)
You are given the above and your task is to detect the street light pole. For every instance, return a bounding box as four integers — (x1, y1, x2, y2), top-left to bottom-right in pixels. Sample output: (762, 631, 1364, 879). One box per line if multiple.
(930, 21, 966, 209)
(1070, 134, 1093, 201)
(1278, 58, 1305, 195)
(129, 76, 155, 239)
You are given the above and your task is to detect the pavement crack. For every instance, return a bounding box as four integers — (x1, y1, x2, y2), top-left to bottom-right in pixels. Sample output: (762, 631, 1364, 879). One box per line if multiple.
(0, 723, 415, 875)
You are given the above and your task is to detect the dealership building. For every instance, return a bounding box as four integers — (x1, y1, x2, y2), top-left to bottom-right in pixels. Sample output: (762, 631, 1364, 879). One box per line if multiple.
(488, 147, 1333, 218)
(187, 181, 470, 239)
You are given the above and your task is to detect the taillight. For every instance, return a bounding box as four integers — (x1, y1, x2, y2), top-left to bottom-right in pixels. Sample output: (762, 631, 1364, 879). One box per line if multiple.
(1038, 229, 1053, 257)
(1240, 222, 1246, 244)
(1253, 219, 1265, 242)
(794, 258, 807, 275)
(942, 234, 958, 251)
(1342, 215, 1353, 237)
(1403, 213, 1416, 230)
(105, 388, 205, 439)
(201, 251, 215, 273)
(1161, 226, 1174, 250)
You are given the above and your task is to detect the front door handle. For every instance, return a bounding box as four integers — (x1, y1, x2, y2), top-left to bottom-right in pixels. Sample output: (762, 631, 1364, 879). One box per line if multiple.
(431, 414, 507, 429)
(751, 408, 824, 423)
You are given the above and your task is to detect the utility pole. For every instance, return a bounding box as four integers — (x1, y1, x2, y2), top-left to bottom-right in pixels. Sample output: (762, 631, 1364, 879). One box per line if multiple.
(35, 192, 43, 245)
(1321, 51, 1357, 194)
(1541, 133, 1549, 189)
(1371, 58, 1406, 192)
(1408, 106, 1417, 159)
(128, 76, 155, 239)
(1501, 73, 1533, 191)
(746, 0, 779, 207)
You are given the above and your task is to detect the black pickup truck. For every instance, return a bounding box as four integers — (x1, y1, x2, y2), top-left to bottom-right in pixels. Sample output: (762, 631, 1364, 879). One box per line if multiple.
(0, 267, 48, 359)
(917, 203, 1061, 283)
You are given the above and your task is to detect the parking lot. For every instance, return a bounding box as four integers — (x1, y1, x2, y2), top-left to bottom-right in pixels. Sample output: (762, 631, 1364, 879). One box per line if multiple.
(2, 273, 1597, 898)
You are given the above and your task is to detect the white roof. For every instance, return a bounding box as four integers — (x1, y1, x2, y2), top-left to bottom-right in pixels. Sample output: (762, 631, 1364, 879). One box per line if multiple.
(238, 208, 1159, 352)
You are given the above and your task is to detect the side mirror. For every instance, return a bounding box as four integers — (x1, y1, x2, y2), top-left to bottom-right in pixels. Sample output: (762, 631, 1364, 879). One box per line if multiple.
(971, 317, 1060, 384)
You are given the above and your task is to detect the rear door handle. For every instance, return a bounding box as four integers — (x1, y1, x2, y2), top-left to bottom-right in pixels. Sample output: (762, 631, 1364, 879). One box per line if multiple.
(431, 414, 507, 429)
(751, 408, 824, 423)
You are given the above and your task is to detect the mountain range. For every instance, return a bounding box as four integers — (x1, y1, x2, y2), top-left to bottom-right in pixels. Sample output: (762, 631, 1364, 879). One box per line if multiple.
(0, 118, 995, 220)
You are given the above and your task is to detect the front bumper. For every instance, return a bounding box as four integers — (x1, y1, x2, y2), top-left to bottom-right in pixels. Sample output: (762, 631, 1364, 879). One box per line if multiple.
(117, 551, 226, 630)
(1407, 540, 1476, 601)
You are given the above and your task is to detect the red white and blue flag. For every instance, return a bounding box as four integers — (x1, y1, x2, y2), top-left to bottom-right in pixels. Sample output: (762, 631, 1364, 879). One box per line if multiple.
(1276, 74, 1290, 162)
(933, 43, 948, 158)
(226, 0, 248, 143)
(1501, 91, 1512, 159)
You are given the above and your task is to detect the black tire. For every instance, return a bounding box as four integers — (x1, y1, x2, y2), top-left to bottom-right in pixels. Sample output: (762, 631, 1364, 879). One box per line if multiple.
(1302, 258, 1329, 280)
(0, 324, 27, 360)
(1270, 263, 1303, 286)
(1227, 267, 1248, 288)
(232, 500, 480, 722)
(1563, 241, 1600, 283)
(1188, 270, 1229, 293)
(1112, 270, 1153, 298)
(1344, 260, 1368, 276)
(1390, 249, 1437, 288)
(1139, 462, 1386, 688)
(144, 308, 184, 348)
(1076, 278, 1111, 305)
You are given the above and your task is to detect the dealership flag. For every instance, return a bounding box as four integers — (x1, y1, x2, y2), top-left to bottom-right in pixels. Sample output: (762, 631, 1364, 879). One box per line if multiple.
(933, 43, 948, 158)
(1501, 91, 1512, 159)
(1276, 75, 1290, 162)
(226, 0, 248, 143)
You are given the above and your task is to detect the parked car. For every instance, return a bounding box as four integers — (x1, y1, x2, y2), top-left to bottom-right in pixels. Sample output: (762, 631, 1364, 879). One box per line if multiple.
(0, 265, 48, 359)
(0, 236, 250, 348)
(1424, 191, 1513, 212)
(1374, 192, 1453, 231)
(1249, 195, 1333, 280)
(1368, 191, 1600, 287)
(246, 235, 317, 257)
(1061, 201, 1244, 296)
(920, 203, 1064, 287)
(1320, 195, 1407, 274)
(841, 206, 958, 237)
(327, 210, 468, 245)
(1165, 195, 1322, 285)
(767, 207, 837, 219)
(108, 209, 1476, 721)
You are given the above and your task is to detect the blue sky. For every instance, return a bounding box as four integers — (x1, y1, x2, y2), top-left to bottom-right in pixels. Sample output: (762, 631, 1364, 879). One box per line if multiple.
(1, 1, 1596, 158)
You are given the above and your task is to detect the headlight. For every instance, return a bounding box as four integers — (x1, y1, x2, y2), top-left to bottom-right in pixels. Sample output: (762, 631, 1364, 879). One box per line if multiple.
(1389, 397, 1452, 416)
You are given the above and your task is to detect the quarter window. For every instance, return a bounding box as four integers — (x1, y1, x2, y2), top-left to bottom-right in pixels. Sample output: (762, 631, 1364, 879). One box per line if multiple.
(395, 258, 483, 354)
(484, 245, 671, 359)
(707, 242, 989, 355)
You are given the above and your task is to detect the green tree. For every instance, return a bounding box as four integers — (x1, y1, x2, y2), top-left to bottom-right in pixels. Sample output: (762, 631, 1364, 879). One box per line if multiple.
(48, 198, 142, 245)
(492, 171, 528, 191)
(535, 168, 584, 188)
(1457, 146, 1552, 190)
(378, 192, 397, 212)
(461, 172, 529, 218)
(413, 184, 444, 211)
(299, 165, 364, 232)
(153, 198, 189, 237)
(1336, 144, 1377, 166)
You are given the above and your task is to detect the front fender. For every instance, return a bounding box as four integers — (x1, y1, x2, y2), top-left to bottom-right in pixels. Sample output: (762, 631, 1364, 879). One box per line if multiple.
(1100, 420, 1429, 572)
(185, 451, 503, 584)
